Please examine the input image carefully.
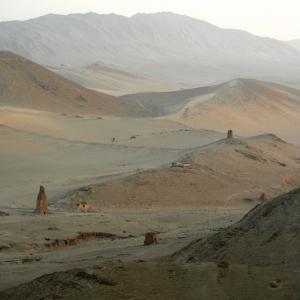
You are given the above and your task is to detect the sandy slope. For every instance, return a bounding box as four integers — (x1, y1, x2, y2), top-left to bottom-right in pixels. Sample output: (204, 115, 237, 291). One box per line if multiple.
(0, 51, 124, 115)
(169, 79, 300, 144)
(63, 134, 300, 210)
(50, 63, 183, 96)
(121, 78, 300, 145)
(0, 105, 228, 208)
(0, 106, 225, 149)
(0, 123, 192, 208)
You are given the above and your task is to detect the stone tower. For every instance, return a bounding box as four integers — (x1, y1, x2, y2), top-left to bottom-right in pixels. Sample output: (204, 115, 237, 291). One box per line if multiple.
(227, 130, 233, 139)
(35, 185, 48, 214)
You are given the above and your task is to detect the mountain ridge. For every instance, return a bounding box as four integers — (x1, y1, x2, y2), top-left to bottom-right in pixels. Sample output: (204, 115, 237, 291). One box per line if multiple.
(1, 12, 300, 87)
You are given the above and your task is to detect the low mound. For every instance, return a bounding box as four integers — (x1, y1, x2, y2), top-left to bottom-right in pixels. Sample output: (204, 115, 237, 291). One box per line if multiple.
(63, 134, 300, 209)
(1, 261, 299, 300)
(0, 51, 124, 115)
(173, 188, 300, 267)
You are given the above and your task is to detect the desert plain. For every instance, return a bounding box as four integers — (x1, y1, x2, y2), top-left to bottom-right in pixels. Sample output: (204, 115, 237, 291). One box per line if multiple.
(1, 14, 300, 298)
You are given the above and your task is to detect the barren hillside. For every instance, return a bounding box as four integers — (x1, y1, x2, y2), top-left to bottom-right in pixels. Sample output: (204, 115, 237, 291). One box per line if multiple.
(0, 51, 124, 115)
(63, 134, 300, 209)
(1, 12, 300, 87)
(173, 187, 300, 267)
(50, 63, 183, 96)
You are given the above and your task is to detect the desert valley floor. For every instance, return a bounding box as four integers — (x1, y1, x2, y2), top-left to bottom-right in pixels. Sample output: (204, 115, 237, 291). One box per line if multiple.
(1, 51, 300, 299)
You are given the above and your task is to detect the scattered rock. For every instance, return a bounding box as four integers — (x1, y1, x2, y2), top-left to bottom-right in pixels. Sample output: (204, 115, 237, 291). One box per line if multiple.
(22, 257, 42, 264)
(47, 227, 60, 231)
(0, 211, 9, 216)
(144, 232, 158, 246)
(269, 281, 280, 289)
(75, 271, 117, 286)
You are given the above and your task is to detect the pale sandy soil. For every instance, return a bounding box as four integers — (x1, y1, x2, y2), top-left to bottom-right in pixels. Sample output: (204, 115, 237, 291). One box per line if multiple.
(119, 78, 300, 145)
(1, 82, 300, 297)
(0, 106, 225, 208)
(0, 106, 224, 148)
(62, 134, 300, 210)
(49, 64, 184, 96)
(0, 207, 247, 291)
(0, 123, 185, 208)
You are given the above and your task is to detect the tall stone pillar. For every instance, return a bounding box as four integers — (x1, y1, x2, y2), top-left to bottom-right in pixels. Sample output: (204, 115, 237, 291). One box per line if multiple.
(35, 185, 48, 214)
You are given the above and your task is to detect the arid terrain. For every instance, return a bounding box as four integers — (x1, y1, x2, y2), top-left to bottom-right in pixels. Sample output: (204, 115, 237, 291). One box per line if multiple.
(1, 11, 300, 298)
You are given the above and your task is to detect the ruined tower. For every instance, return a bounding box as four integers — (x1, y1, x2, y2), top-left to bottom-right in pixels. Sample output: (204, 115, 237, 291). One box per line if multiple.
(35, 185, 48, 214)
(227, 130, 233, 139)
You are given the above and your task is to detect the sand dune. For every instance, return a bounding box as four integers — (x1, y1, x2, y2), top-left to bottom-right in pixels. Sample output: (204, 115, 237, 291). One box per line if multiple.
(63, 134, 300, 209)
(0, 51, 124, 115)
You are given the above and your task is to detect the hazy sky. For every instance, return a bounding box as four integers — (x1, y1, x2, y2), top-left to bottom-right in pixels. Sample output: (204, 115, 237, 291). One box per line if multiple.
(0, 0, 299, 40)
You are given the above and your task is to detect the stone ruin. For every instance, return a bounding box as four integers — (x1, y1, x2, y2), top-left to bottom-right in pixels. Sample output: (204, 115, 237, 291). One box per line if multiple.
(227, 130, 233, 139)
(144, 232, 158, 246)
(35, 185, 48, 215)
(259, 192, 267, 201)
(76, 201, 91, 211)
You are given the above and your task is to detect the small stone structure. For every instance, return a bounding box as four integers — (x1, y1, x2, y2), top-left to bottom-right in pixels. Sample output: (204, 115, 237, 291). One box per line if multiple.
(76, 201, 91, 211)
(35, 185, 48, 215)
(259, 192, 267, 201)
(227, 130, 233, 139)
(144, 232, 158, 246)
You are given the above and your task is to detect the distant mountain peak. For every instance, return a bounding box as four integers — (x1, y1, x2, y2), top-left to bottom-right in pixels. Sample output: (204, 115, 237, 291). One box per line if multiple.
(0, 12, 299, 88)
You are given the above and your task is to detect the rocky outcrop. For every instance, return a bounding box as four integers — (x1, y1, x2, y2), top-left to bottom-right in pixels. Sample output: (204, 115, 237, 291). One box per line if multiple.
(173, 188, 300, 266)
(35, 185, 48, 215)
